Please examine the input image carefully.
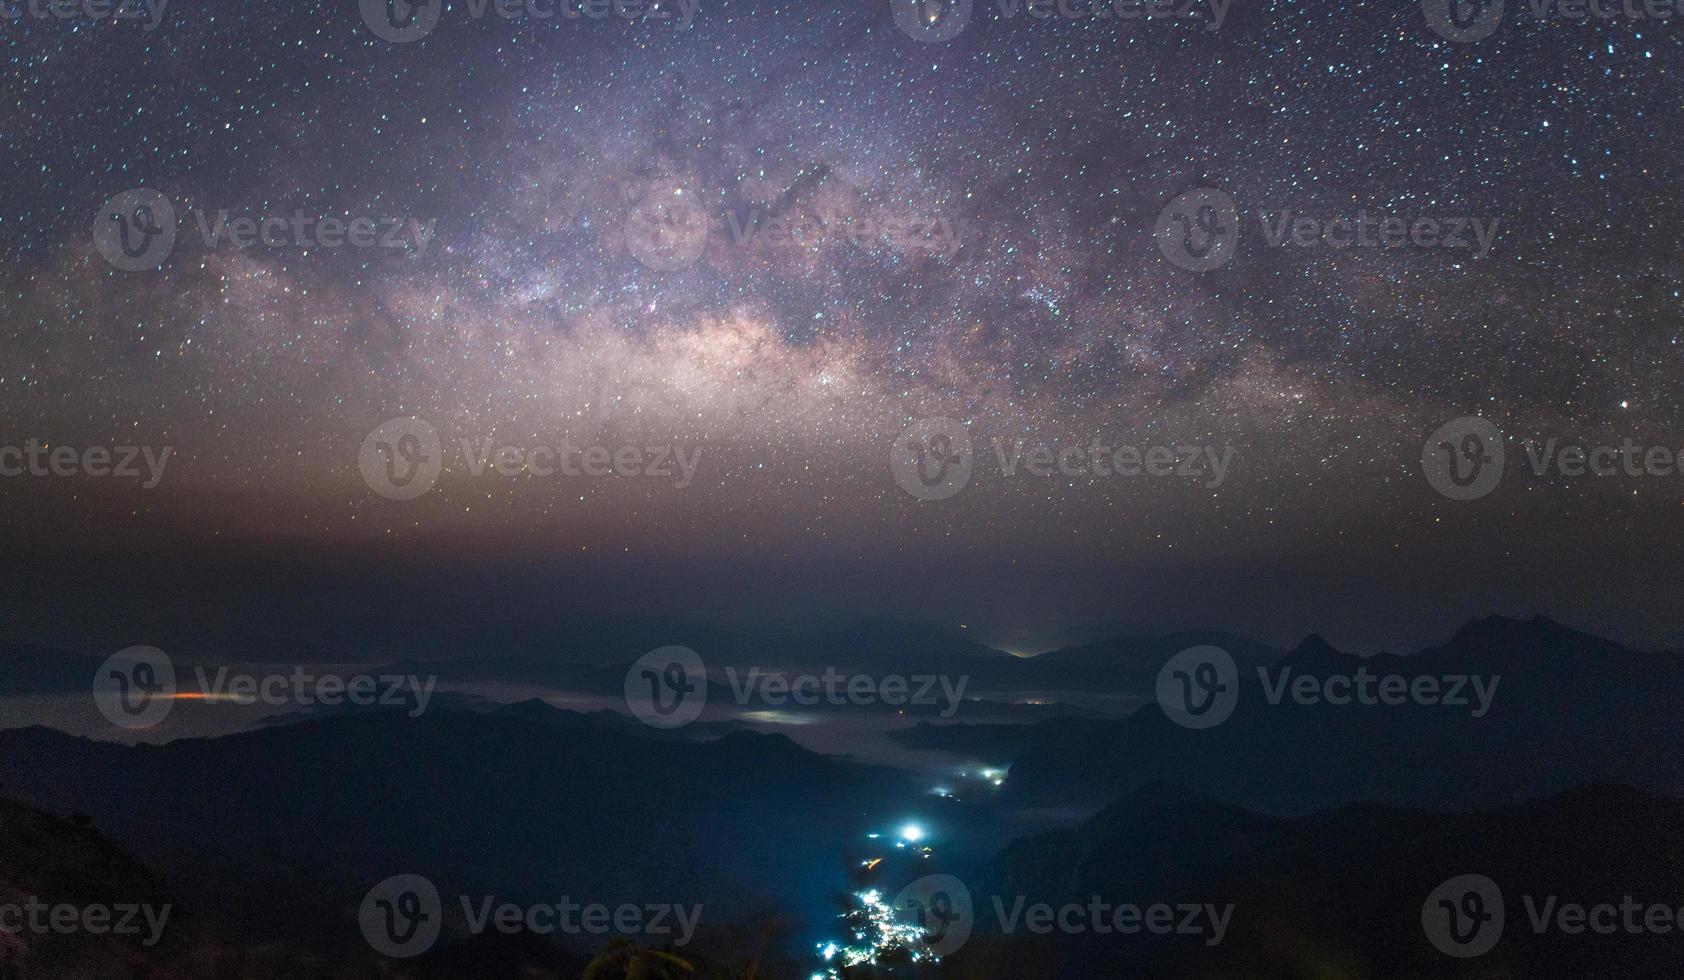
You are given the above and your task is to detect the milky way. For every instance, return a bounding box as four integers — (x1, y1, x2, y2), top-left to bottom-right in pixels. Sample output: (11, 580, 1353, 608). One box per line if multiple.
(2, 0, 1682, 651)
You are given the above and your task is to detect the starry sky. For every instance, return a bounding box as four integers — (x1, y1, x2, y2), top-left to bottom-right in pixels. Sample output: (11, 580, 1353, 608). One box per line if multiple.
(1, 0, 1682, 654)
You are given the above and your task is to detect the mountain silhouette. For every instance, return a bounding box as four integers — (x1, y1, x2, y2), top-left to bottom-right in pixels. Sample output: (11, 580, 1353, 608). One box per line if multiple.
(0, 711, 927, 952)
(958, 780, 1684, 978)
(1001, 615, 1684, 814)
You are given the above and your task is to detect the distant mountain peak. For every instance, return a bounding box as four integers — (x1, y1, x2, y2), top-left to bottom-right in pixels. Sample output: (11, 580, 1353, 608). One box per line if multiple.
(1285, 633, 1344, 661)
(1442, 613, 1623, 657)
(499, 696, 564, 716)
(715, 728, 802, 751)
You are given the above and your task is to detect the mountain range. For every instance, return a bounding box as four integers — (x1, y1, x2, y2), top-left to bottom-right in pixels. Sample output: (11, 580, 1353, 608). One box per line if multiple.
(988, 615, 1684, 814)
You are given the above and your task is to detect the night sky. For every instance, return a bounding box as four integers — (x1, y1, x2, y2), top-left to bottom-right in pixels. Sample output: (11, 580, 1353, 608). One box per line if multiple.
(2, 0, 1682, 654)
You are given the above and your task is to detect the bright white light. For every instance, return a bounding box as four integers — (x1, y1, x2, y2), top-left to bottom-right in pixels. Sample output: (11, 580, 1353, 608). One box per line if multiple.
(899, 823, 926, 843)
